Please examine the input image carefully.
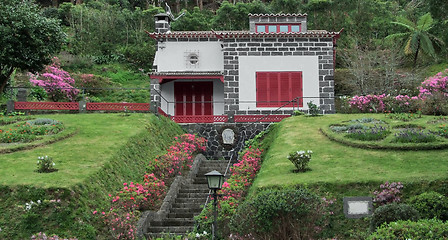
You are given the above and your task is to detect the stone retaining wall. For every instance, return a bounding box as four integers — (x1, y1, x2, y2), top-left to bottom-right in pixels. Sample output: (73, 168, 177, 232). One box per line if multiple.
(181, 123, 271, 160)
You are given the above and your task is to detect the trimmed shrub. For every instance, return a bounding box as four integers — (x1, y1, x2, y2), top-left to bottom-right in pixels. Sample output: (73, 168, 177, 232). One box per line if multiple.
(230, 187, 331, 240)
(370, 203, 419, 232)
(368, 219, 448, 240)
(409, 191, 448, 221)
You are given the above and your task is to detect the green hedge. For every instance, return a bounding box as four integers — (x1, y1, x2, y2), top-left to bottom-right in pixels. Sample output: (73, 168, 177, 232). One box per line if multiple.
(368, 219, 448, 239)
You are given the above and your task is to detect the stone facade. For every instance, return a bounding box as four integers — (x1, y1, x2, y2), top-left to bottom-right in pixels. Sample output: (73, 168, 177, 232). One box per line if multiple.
(181, 123, 271, 160)
(149, 13, 340, 117)
(222, 37, 335, 115)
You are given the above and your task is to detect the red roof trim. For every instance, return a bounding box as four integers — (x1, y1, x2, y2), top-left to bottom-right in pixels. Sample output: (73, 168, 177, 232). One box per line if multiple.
(150, 74, 224, 84)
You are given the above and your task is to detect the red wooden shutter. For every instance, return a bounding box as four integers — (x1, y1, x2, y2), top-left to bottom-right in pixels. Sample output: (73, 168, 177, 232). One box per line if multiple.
(256, 71, 303, 108)
(256, 72, 269, 107)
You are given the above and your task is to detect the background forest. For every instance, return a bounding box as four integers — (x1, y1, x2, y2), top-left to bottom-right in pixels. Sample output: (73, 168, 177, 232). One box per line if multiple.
(4, 0, 448, 104)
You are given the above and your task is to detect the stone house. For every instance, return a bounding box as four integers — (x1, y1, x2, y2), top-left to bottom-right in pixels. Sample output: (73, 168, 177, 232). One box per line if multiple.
(147, 13, 342, 123)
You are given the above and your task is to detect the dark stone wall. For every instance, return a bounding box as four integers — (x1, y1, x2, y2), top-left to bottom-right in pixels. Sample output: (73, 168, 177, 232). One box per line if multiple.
(181, 123, 271, 160)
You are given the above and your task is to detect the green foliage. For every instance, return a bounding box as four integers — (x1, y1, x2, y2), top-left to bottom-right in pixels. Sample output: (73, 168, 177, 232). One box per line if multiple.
(385, 112, 421, 122)
(392, 129, 437, 143)
(0, 0, 66, 93)
(307, 101, 320, 116)
(346, 125, 390, 141)
(171, 7, 213, 31)
(35, 156, 58, 173)
(28, 87, 48, 102)
(230, 187, 329, 239)
(408, 191, 448, 221)
(386, 13, 444, 66)
(0, 115, 34, 126)
(368, 219, 448, 240)
(287, 150, 312, 172)
(212, 1, 269, 31)
(370, 203, 420, 232)
(27, 118, 61, 126)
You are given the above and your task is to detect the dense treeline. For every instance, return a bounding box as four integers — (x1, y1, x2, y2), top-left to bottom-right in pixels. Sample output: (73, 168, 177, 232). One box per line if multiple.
(41, 0, 447, 68)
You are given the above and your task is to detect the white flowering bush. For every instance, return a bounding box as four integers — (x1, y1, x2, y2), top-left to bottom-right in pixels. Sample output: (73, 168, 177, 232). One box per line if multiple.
(36, 156, 57, 173)
(287, 150, 313, 172)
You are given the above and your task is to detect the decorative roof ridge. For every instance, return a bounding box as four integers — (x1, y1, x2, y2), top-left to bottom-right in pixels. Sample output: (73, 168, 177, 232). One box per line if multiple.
(248, 13, 308, 17)
(146, 29, 343, 39)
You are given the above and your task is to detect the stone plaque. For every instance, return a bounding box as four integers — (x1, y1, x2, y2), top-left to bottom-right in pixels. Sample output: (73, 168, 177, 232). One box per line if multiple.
(343, 197, 373, 219)
(222, 129, 235, 145)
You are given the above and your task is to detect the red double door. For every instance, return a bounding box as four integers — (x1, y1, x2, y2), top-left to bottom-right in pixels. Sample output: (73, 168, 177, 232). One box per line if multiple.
(174, 82, 213, 116)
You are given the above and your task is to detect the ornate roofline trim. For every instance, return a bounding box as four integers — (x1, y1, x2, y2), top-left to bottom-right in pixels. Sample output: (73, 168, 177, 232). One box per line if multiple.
(248, 13, 308, 17)
(146, 29, 343, 40)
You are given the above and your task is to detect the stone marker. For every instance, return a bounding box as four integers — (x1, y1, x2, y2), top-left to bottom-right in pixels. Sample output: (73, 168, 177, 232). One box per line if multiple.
(222, 129, 235, 145)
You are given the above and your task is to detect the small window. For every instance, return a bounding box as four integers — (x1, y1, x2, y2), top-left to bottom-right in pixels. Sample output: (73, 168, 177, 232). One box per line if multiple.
(268, 25, 277, 33)
(279, 25, 288, 33)
(256, 25, 266, 33)
(188, 53, 199, 65)
(291, 25, 300, 32)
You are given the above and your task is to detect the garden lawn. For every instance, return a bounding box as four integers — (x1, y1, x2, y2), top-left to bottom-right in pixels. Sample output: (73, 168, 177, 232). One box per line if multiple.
(0, 113, 150, 188)
(253, 114, 448, 188)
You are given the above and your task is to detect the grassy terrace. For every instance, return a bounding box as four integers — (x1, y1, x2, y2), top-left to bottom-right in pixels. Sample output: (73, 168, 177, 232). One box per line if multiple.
(253, 114, 448, 189)
(0, 113, 150, 188)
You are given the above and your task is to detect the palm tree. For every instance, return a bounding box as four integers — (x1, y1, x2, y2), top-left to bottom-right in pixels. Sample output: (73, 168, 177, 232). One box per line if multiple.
(386, 13, 444, 67)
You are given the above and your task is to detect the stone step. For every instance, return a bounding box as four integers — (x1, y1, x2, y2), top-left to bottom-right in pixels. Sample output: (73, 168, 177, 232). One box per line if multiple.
(151, 218, 195, 227)
(147, 226, 194, 234)
(177, 192, 209, 199)
(167, 212, 197, 219)
(172, 202, 206, 209)
(170, 207, 203, 214)
(175, 197, 206, 204)
(178, 189, 210, 195)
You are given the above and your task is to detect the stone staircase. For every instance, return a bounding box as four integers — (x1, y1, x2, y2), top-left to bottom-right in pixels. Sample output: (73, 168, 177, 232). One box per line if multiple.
(145, 159, 228, 238)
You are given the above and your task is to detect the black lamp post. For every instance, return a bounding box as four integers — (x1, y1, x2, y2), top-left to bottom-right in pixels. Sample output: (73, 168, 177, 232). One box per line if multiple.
(205, 170, 224, 240)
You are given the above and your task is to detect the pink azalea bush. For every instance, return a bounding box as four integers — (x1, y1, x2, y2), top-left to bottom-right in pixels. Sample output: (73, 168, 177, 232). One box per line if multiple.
(348, 69, 448, 115)
(28, 57, 80, 102)
(220, 147, 263, 205)
(373, 181, 403, 206)
(147, 134, 206, 180)
(96, 134, 206, 240)
(418, 69, 448, 98)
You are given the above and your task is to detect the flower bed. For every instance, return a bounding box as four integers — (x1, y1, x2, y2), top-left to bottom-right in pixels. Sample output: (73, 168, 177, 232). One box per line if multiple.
(322, 116, 448, 150)
(0, 119, 64, 143)
(95, 133, 206, 240)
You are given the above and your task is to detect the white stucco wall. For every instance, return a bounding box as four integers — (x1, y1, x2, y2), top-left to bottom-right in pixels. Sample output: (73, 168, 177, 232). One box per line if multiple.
(160, 79, 224, 116)
(238, 56, 319, 111)
(154, 42, 224, 72)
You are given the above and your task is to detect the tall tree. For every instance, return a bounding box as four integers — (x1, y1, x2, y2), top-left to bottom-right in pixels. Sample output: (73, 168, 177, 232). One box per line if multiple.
(386, 13, 444, 66)
(0, 0, 66, 94)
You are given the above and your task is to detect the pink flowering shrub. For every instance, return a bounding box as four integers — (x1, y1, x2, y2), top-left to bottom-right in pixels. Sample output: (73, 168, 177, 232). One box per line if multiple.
(418, 69, 448, 115)
(348, 69, 448, 114)
(28, 57, 80, 102)
(418, 69, 448, 98)
(96, 134, 206, 240)
(349, 94, 387, 113)
(147, 134, 207, 180)
(373, 181, 403, 206)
